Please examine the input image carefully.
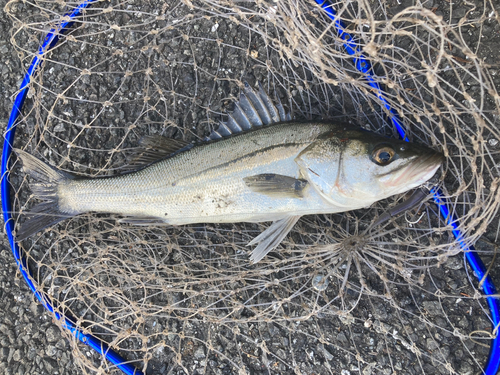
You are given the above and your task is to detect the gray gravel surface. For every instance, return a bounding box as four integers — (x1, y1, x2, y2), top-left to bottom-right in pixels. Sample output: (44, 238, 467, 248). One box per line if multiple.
(1, 0, 500, 375)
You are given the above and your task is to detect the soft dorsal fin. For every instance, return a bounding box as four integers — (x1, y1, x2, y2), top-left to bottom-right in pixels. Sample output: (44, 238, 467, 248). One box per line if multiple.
(126, 135, 191, 170)
(207, 81, 291, 141)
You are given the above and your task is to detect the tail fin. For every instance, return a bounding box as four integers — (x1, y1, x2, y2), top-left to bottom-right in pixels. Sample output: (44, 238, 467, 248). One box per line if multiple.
(13, 149, 76, 241)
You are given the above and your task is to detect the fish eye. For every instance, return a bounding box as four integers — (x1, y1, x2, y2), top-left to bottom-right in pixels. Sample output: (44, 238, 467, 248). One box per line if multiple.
(372, 146, 395, 165)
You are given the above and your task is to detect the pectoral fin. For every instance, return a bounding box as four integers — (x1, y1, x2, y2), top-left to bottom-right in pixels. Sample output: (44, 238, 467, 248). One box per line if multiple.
(248, 215, 301, 263)
(370, 188, 428, 228)
(243, 174, 308, 198)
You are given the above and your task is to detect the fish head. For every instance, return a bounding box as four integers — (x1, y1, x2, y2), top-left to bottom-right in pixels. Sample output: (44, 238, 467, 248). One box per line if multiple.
(295, 129, 444, 209)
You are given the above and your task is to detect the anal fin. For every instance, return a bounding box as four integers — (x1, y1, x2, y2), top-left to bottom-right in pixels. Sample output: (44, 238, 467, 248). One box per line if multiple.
(243, 174, 308, 198)
(118, 216, 166, 225)
(248, 215, 301, 263)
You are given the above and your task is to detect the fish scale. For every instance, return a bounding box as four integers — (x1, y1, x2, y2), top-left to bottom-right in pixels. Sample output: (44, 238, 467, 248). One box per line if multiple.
(60, 122, 330, 221)
(14, 83, 443, 263)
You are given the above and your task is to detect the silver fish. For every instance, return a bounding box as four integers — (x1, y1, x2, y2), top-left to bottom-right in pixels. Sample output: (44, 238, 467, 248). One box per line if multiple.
(14, 83, 444, 263)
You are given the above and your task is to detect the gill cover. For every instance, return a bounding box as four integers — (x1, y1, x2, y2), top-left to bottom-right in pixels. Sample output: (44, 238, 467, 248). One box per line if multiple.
(294, 131, 421, 209)
(295, 135, 367, 208)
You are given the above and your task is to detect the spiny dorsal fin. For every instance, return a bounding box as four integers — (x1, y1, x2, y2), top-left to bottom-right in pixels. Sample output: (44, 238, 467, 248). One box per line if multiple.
(208, 81, 290, 141)
(126, 135, 191, 170)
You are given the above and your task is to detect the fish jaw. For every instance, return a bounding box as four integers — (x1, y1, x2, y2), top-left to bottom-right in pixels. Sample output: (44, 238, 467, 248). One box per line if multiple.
(378, 151, 445, 195)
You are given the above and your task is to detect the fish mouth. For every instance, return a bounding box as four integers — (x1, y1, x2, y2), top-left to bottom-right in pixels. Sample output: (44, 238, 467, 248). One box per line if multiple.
(388, 151, 445, 190)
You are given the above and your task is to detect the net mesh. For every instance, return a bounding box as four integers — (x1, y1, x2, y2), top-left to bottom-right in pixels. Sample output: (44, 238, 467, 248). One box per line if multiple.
(4, 0, 500, 373)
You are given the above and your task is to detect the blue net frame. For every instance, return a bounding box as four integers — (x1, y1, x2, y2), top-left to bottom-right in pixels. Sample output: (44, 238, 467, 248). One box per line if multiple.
(1, 1, 498, 374)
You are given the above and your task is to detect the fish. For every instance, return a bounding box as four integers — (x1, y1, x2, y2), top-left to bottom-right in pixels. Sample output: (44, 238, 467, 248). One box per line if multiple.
(14, 82, 444, 263)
